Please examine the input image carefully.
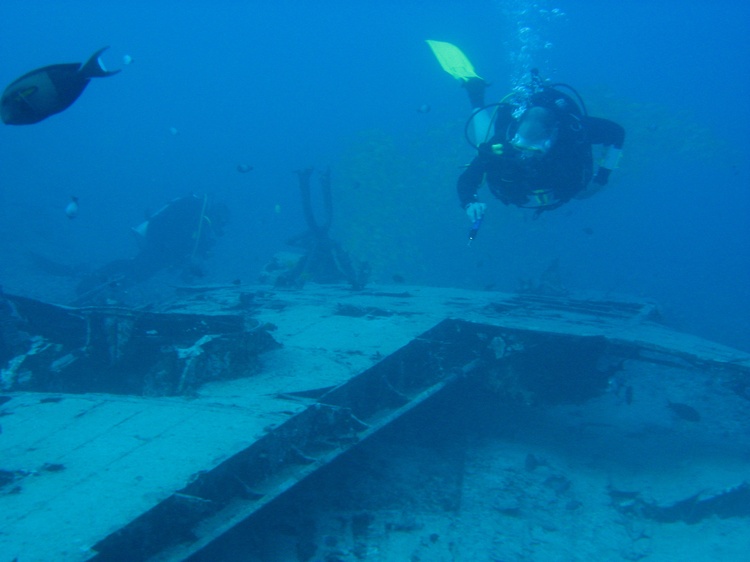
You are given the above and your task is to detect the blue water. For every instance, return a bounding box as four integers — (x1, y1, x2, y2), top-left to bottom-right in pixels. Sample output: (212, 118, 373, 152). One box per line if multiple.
(1, 0, 748, 350)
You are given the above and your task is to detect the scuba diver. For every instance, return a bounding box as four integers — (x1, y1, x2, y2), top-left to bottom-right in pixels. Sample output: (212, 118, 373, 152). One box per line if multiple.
(426, 41, 624, 237)
(74, 194, 229, 305)
(459, 72, 625, 226)
(269, 167, 368, 290)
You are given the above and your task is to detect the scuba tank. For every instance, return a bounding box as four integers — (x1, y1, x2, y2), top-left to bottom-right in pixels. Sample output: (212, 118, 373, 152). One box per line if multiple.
(464, 68, 588, 150)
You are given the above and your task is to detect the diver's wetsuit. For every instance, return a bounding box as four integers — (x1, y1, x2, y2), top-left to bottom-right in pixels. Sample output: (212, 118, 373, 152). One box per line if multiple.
(457, 88, 625, 212)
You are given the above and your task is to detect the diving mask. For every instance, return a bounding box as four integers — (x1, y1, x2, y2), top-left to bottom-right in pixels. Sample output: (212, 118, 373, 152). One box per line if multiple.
(511, 106, 558, 156)
(511, 132, 554, 155)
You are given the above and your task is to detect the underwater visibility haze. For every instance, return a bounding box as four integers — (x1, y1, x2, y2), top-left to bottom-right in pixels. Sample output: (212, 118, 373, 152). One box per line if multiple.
(1, 0, 747, 349)
(2, 2, 750, 560)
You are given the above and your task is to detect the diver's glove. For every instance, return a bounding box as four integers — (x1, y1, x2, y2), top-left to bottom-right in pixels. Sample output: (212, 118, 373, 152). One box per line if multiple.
(465, 201, 487, 222)
(593, 167, 611, 186)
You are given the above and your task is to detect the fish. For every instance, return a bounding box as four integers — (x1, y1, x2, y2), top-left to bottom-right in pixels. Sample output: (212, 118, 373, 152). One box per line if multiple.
(667, 401, 701, 422)
(1, 47, 120, 125)
(65, 196, 79, 219)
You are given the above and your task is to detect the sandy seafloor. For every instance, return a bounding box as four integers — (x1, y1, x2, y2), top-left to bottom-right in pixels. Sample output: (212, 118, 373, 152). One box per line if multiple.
(190, 340, 750, 562)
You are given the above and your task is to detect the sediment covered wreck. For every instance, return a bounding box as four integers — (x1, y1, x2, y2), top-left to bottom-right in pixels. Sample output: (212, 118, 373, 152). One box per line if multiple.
(1, 285, 748, 561)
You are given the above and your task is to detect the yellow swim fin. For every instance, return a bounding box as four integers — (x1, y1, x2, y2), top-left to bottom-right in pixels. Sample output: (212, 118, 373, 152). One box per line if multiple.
(426, 40, 483, 81)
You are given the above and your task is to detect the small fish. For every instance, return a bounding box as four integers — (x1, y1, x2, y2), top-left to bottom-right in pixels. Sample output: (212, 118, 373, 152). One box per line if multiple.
(583, 227, 594, 236)
(237, 163, 253, 173)
(1, 47, 120, 125)
(417, 103, 431, 114)
(65, 196, 79, 219)
(667, 401, 701, 422)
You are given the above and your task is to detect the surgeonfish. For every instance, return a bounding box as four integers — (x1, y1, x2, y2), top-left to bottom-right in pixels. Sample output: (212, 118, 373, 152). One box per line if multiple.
(1, 47, 120, 125)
